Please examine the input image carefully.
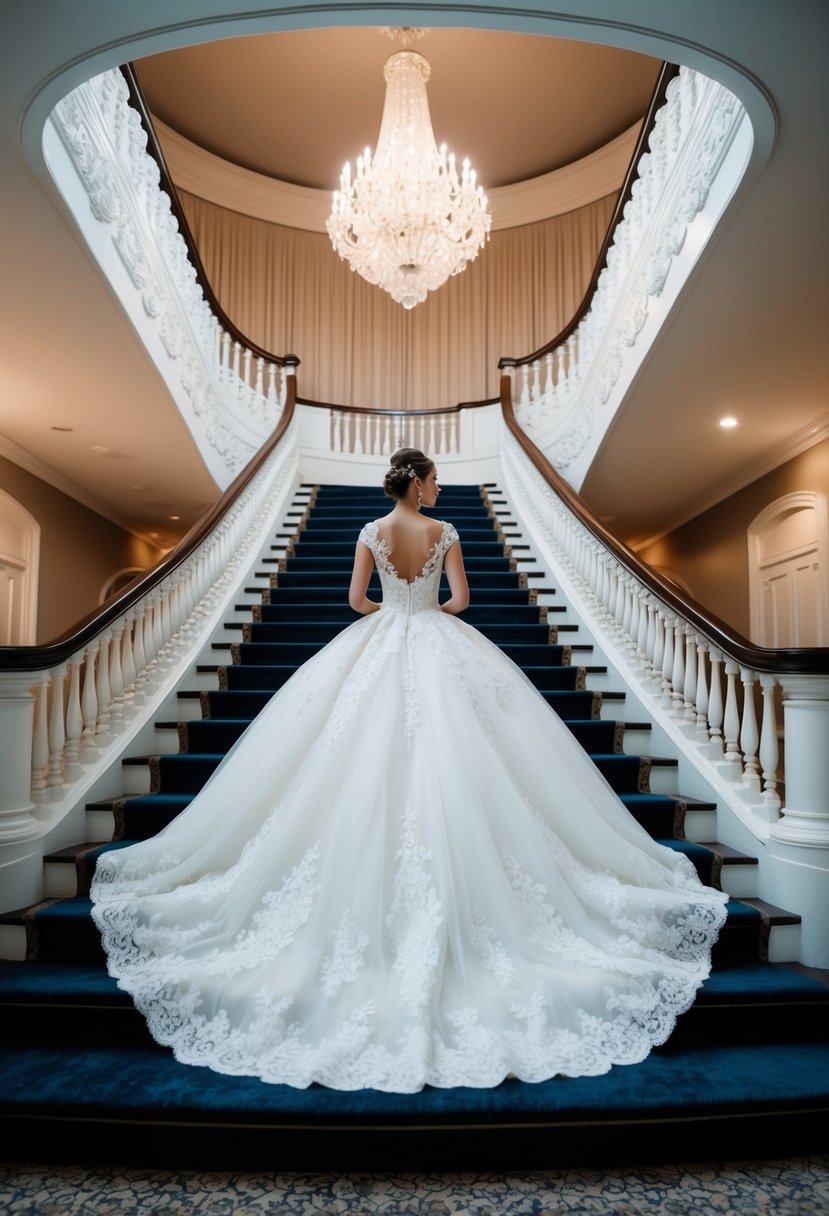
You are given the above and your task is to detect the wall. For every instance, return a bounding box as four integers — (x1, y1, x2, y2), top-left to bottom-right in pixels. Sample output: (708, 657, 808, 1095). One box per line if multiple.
(179, 190, 616, 410)
(0, 455, 162, 644)
(636, 438, 829, 638)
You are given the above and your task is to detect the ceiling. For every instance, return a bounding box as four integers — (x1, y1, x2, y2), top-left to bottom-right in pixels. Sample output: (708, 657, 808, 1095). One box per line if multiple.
(0, 2, 827, 557)
(133, 28, 660, 191)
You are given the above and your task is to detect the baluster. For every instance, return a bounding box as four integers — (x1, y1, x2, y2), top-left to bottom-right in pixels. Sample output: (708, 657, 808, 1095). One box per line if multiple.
(63, 652, 85, 783)
(650, 607, 664, 692)
(636, 594, 651, 665)
(440, 414, 448, 454)
(661, 615, 674, 706)
(108, 619, 125, 728)
(46, 661, 68, 793)
(450, 413, 458, 454)
(683, 631, 698, 727)
(544, 352, 554, 397)
(519, 365, 530, 410)
(722, 660, 742, 772)
(241, 348, 251, 398)
(621, 580, 634, 642)
(142, 595, 158, 670)
(707, 647, 725, 759)
(670, 622, 686, 716)
(354, 413, 363, 456)
(694, 641, 710, 744)
(758, 674, 781, 813)
(740, 667, 762, 798)
(95, 630, 113, 744)
(267, 363, 277, 405)
(231, 340, 242, 388)
(80, 642, 100, 763)
(219, 329, 231, 382)
(121, 609, 137, 710)
(30, 673, 50, 800)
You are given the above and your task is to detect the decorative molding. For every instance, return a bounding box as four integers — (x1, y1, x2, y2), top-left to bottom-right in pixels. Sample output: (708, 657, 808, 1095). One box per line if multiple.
(154, 117, 638, 232)
(47, 70, 289, 487)
(511, 69, 750, 485)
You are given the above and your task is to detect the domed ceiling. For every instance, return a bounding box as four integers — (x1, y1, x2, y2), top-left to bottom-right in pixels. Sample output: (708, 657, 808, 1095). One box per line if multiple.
(134, 27, 662, 193)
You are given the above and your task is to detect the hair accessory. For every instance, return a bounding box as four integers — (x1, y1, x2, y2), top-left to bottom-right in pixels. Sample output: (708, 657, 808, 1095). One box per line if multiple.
(390, 464, 416, 479)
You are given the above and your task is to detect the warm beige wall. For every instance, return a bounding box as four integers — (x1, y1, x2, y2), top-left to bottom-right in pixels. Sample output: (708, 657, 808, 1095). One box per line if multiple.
(0, 455, 162, 644)
(179, 190, 616, 409)
(636, 438, 829, 637)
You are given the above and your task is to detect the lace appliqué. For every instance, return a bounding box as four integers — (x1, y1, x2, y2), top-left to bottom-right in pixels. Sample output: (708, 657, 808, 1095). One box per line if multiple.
(386, 802, 443, 1013)
(320, 908, 369, 998)
(469, 906, 515, 987)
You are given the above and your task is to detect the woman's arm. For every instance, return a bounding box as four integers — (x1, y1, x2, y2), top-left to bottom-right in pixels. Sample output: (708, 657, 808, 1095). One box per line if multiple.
(349, 542, 380, 614)
(440, 541, 470, 615)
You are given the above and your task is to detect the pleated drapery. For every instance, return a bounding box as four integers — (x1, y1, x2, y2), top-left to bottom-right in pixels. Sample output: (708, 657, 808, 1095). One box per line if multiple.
(180, 189, 616, 409)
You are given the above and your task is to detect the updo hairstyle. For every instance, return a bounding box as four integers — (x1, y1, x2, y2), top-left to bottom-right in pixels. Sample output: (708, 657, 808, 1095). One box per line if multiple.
(382, 448, 435, 500)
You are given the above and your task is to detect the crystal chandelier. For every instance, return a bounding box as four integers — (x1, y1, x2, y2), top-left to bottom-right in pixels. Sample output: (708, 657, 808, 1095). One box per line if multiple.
(326, 30, 492, 310)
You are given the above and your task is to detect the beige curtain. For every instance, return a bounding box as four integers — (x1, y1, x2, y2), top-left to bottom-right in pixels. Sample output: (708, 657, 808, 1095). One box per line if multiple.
(180, 189, 616, 409)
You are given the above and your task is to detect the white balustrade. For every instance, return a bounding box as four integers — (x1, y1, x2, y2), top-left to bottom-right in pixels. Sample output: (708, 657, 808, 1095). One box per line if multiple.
(501, 431, 829, 852)
(0, 399, 298, 843)
(326, 410, 461, 457)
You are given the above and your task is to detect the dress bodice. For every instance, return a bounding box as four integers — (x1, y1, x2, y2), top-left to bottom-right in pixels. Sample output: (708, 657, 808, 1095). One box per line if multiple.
(358, 519, 459, 615)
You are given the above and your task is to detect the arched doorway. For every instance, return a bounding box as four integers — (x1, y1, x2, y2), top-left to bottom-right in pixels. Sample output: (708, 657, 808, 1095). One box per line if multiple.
(0, 490, 40, 645)
(748, 491, 828, 647)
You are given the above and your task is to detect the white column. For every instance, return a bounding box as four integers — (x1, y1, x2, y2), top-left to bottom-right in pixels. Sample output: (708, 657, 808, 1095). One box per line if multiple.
(770, 675, 829, 847)
(0, 673, 41, 840)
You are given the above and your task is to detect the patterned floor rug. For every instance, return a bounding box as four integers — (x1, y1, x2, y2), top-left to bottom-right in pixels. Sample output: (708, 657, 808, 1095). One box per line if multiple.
(1, 1157, 828, 1215)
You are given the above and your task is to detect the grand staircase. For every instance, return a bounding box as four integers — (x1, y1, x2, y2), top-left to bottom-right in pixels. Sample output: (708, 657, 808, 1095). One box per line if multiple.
(1, 483, 827, 1169)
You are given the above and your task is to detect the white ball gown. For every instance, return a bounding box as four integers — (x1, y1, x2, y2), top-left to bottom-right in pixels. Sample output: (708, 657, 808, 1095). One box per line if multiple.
(90, 519, 728, 1092)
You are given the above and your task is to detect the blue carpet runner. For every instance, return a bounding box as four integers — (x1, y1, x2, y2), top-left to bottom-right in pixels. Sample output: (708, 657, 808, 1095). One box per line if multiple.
(1, 482, 827, 1168)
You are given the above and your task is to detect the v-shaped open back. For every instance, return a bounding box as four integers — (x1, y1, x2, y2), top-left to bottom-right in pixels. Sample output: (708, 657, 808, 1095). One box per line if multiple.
(374, 521, 447, 585)
(358, 519, 460, 616)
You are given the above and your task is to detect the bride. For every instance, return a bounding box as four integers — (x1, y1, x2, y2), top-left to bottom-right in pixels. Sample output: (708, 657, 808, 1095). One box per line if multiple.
(91, 448, 728, 1093)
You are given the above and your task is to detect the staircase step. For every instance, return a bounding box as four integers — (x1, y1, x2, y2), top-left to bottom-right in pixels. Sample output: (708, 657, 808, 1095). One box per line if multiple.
(4, 480, 819, 1167)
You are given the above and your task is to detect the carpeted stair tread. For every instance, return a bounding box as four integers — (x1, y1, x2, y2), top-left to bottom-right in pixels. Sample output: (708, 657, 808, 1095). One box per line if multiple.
(1, 1041, 828, 1129)
(5, 481, 819, 1167)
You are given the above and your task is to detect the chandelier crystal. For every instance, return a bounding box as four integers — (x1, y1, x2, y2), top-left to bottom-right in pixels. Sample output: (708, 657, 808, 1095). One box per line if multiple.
(326, 40, 492, 309)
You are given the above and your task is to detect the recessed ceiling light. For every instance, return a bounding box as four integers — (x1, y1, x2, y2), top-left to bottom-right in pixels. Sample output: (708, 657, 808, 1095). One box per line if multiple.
(92, 444, 112, 454)
(51, 425, 73, 432)
(168, 514, 180, 521)
(719, 416, 738, 429)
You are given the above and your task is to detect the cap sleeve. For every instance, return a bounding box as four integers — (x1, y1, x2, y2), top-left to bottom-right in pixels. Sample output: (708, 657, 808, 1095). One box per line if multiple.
(357, 521, 378, 553)
(443, 521, 460, 550)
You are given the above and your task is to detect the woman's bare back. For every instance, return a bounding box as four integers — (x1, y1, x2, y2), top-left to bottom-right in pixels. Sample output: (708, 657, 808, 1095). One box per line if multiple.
(375, 515, 446, 583)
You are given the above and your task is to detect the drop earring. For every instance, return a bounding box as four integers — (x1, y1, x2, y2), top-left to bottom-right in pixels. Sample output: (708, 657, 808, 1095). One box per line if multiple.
(416, 489, 423, 509)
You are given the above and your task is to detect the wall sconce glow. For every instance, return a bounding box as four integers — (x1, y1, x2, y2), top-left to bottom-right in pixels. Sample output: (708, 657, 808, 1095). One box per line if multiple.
(719, 416, 738, 429)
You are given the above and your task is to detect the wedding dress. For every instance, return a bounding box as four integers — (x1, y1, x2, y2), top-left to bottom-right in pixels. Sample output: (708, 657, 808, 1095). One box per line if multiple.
(91, 519, 728, 1092)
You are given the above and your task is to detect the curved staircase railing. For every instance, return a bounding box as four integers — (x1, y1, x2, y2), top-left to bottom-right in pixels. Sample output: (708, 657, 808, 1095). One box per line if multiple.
(0, 372, 299, 852)
(501, 65, 751, 488)
(499, 378, 829, 869)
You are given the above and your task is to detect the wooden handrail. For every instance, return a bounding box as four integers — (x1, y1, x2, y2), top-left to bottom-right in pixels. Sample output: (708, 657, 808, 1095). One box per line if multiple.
(0, 371, 298, 671)
(296, 396, 499, 416)
(120, 63, 290, 369)
(501, 378, 829, 675)
(499, 61, 680, 371)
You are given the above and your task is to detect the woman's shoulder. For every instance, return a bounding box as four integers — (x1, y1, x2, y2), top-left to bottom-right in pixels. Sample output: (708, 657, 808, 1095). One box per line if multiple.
(357, 519, 380, 546)
(437, 519, 460, 547)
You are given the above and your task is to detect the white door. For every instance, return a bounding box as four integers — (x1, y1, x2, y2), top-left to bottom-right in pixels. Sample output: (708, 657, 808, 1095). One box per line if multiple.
(0, 557, 28, 646)
(749, 492, 828, 647)
(0, 492, 40, 645)
(759, 547, 822, 647)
